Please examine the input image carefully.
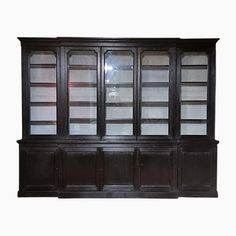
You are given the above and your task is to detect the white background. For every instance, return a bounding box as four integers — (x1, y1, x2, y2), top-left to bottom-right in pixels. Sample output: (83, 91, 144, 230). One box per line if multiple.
(0, 0, 235, 235)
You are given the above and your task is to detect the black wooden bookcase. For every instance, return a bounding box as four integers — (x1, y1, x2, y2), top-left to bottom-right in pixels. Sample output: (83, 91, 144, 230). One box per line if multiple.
(17, 37, 219, 198)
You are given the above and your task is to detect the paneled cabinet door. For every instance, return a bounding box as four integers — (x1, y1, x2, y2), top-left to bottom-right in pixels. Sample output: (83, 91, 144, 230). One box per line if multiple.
(27, 49, 59, 136)
(179, 51, 210, 136)
(66, 48, 100, 136)
(103, 48, 136, 136)
(180, 146, 217, 195)
(139, 49, 174, 136)
(19, 147, 58, 191)
(102, 148, 135, 191)
(61, 148, 98, 191)
(139, 149, 177, 192)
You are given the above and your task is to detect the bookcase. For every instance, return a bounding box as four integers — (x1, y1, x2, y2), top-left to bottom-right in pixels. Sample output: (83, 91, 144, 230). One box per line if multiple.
(17, 37, 219, 198)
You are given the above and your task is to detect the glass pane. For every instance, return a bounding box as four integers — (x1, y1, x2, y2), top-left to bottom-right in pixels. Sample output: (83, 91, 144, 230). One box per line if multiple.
(70, 123, 96, 135)
(142, 107, 168, 119)
(181, 105, 207, 119)
(30, 68, 56, 83)
(105, 70, 133, 84)
(69, 51, 96, 65)
(142, 70, 169, 82)
(105, 52, 133, 66)
(69, 70, 96, 83)
(30, 87, 56, 102)
(105, 51, 134, 135)
(106, 87, 133, 103)
(181, 123, 207, 135)
(180, 52, 208, 135)
(30, 52, 56, 64)
(70, 87, 96, 101)
(142, 87, 169, 102)
(106, 107, 133, 119)
(31, 106, 56, 121)
(142, 51, 169, 65)
(31, 125, 56, 135)
(70, 106, 96, 119)
(182, 53, 208, 65)
(68, 50, 97, 135)
(181, 86, 207, 101)
(181, 69, 207, 82)
(141, 124, 168, 135)
(141, 51, 169, 135)
(106, 124, 133, 135)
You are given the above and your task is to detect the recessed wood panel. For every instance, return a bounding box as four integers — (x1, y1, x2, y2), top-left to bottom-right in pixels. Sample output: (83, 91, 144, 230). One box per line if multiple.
(62, 149, 97, 191)
(20, 148, 57, 191)
(103, 150, 135, 190)
(180, 148, 215, 191)
(140, 150, 176, 191)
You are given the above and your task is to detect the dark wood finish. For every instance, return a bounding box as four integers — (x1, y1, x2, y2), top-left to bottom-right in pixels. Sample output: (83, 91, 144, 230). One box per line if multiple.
(102, 148, 135, 191)
(61, 148, 98, 191)
(179, 144, 217, 197)
(139, 148, 177, 192)
(18, 147, 58, 196)
(18, 37, 219, 198)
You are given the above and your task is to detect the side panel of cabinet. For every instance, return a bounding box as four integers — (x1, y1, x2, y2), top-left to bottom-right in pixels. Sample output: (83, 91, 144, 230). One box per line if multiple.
(102, 148, 135, 191)
(19, 147, 58, 194)
(179, 145, 217, 196)
(61, 148, 98, 191)
(139, 148, 177, 192)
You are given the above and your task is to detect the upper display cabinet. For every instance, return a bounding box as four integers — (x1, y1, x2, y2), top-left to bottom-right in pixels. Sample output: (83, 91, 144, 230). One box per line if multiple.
(19, 38, 218, 140)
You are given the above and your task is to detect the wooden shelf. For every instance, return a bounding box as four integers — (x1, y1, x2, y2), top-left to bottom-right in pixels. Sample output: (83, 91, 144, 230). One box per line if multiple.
(142, 102, 168, 107)
(181, 119, 207, 124)
(181, 65, 207, 69)
(142, 82, 169, 87)
(141, 119, 168, 124)
(70, 118, 96, 123)
(106, 83, 133, 88)
(69, 82, 97, 87)
(107, 65, 133, 71)
(30, 120, 56, 125)
(69, 65, 97, 70)
(106, 119, 133, 124)
(30, 102, 57, 106)
(141, 65, 169, 70)
(106, 102, 133, 107)
(181, 100, 207, 105)
(30, 64, 56, 68)
(30, 83, 56, 87)
(69, 101, 97, 106)
(181, 82, 207, 86)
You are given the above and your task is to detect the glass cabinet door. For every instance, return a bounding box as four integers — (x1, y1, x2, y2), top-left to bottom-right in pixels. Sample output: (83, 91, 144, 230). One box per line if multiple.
(140, 51, 170, 135)
(29, 51, 57, 135)
(68, 50, 98, 135)
(180, 52, 208, 135)
(105, 50, 134, 135)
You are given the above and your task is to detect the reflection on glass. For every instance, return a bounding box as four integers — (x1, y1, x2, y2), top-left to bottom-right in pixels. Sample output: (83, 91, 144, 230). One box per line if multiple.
(141, 51, 169, 135)
(29, 51, 57, 135)
(68, 50, 97, 135)
(105, 51, 134, 135)
(181, 52, 208, 135)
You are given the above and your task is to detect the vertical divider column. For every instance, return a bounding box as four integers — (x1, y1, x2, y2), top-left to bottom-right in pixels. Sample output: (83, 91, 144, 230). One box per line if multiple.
(100, 47, 105, 138)
(169, 46, 177, 138)
(134, 48, 139, 137)
(59, 46, 68, 137)
(175, 48, 182, 139)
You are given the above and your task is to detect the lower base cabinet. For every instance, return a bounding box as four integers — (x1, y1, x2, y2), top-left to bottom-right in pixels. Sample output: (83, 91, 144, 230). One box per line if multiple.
(139, 149, 177, 193)
(179, 145, 217, 197)
(19, 147, 58, 197)
(18, 142, 218, 198)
